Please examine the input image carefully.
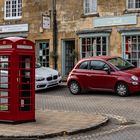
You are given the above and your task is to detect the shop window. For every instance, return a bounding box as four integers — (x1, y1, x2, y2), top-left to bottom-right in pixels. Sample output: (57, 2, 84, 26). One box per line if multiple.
(127, 0, 140, 10)
(4, 0, 22, 20)
(84, 0, 97, 15)
(123, 35, 140, 67)
(81, 37, 108, 58)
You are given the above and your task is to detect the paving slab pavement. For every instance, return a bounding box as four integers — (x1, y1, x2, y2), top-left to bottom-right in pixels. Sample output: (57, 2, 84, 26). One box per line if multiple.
(0, 110, 108, 139)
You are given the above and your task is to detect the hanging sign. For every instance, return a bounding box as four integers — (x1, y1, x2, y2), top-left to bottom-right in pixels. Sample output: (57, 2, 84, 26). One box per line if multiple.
(43, 16, 50, 29)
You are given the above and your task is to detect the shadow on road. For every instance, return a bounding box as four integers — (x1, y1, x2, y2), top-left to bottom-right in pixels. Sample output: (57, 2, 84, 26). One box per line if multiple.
(81, 90, 140, 98)
(36, 84, 140, 98)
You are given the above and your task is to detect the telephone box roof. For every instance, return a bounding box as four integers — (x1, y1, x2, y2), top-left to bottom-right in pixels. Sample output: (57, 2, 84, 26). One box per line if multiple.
(4, 37, 26, 42)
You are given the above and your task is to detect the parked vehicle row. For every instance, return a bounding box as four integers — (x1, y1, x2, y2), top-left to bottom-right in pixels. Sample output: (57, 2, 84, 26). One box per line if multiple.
(1, 56, 140, 97)
(0, 61, 62, 91)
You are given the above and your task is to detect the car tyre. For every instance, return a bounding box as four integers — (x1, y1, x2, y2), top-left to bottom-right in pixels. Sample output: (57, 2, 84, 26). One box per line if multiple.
(68, 80, 81, 95)
(115, 82, 129, 97)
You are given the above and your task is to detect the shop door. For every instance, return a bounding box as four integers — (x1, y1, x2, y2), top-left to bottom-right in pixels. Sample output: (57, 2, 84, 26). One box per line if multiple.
(37, 42, 49, 67)
(63, 40, 75, 76)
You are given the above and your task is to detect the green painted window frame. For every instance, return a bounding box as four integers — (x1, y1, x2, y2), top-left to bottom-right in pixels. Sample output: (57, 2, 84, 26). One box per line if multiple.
(79, 33, 109, 58)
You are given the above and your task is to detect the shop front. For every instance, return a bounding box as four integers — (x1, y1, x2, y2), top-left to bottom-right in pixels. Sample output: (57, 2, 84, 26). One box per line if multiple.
(76, 14, 140, 67)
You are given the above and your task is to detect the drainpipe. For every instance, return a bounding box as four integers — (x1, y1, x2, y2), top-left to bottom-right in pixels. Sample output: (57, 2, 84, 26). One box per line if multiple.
(52, 0, 57, 69)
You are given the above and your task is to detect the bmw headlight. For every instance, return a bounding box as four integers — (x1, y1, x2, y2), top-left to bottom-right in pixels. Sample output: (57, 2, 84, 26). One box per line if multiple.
(131, 75, 138, 81)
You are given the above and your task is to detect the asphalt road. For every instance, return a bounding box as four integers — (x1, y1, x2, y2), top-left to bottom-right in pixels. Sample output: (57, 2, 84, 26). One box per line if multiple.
(35, 83, 140, 140)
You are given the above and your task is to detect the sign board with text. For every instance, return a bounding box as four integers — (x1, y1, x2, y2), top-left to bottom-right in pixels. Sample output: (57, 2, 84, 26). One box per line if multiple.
(43, 16, 50, 29)
(94, 15, 137, 27)
(0, 24, 28, 33)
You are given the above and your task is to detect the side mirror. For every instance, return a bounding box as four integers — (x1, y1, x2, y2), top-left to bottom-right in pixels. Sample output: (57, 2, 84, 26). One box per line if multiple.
(103, 67, 111, 74)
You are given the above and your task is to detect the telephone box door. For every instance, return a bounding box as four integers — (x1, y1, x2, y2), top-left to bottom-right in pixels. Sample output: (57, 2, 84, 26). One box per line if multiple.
(18, 55, 34, 113)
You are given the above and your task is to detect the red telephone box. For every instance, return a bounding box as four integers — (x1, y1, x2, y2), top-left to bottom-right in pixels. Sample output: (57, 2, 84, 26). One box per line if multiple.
(0, 37, 35, 123)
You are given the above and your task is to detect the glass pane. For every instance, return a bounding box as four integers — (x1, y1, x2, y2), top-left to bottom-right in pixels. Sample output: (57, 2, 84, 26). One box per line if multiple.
(128, 0, 134, 8)
(85, 0, 97, 13)
(90, 60, 105, 70)
(81, 37, 107, 57)
(97, 37, 101, 56)
(79, 61, 88, 69)
(5, 0, 22, 18)
(124, 35, 140, 66)
(0, 90, 9, 111)
(0, 56, 9, 89)
(136, 0, 140, 8)
(0, 104, 8, 111)
(102, 37, 107, 53)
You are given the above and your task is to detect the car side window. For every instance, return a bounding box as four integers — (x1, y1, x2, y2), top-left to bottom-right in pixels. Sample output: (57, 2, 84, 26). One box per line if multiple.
(90, 60, 108, 70)
(79, 61, 89, 69)
(103, 64, 110, 69)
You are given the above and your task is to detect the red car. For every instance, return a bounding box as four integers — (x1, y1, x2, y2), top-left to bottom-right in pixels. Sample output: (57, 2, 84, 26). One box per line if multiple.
(67, 56, 140, 97)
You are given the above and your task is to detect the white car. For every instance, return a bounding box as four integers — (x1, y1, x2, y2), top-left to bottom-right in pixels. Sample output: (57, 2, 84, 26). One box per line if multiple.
(35, 63, 62, 91)
(0, 62, 62, 91)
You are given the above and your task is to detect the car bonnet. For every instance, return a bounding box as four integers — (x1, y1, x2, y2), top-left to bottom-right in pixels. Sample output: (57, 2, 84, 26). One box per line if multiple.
(35, 67, 58, 77)
(124, 67, 140, 77)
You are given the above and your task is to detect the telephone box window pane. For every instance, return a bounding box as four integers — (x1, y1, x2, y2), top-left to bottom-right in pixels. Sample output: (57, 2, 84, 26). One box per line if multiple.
(0, 98, 8, 104)
(0, 91, 8, 96)
(19, 98, 31, 111)
(0, 91, 9, 111)
(0, 56, 10, 89)
(0, 104, 8, 111)
(25, 58, 31, 68)
(0, 56, 10, 112)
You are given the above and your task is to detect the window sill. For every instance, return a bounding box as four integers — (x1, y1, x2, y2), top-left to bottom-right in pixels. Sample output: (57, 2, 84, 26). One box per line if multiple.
(4, 16, 22, 20)
(81, 13, 99, 18)
(123, 9, 140, 14)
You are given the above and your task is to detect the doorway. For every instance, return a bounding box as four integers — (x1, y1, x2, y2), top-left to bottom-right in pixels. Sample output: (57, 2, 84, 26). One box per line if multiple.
(36, 41, 49, 67)
(62, 40, 75, 76)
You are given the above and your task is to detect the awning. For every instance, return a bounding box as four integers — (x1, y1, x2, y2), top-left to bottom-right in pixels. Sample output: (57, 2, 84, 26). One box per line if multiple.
(76, 28, 112, 35)
(118, 27, 140, 36)
(118, 27, 140, 33)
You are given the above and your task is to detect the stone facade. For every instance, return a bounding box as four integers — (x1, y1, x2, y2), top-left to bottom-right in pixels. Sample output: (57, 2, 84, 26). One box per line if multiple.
(0, 0, 140, 75)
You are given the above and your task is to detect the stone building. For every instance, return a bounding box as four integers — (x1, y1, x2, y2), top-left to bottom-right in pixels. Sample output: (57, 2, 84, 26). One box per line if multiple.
(0, 0, 140, 77)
